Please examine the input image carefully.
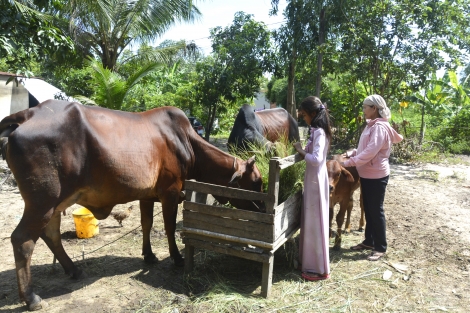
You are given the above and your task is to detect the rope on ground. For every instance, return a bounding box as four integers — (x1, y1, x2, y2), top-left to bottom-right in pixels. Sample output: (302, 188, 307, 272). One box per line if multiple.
(71, 211, 163, 261)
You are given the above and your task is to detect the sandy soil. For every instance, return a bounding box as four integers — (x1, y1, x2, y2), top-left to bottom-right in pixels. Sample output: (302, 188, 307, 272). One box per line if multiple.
(0, 150, 469, 312)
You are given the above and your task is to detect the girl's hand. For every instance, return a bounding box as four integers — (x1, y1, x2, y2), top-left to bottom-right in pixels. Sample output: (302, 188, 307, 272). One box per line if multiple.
(292, 142, 302, 152)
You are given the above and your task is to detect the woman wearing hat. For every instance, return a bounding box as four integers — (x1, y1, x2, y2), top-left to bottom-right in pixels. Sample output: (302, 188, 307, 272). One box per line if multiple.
(340, 95, 403, 261)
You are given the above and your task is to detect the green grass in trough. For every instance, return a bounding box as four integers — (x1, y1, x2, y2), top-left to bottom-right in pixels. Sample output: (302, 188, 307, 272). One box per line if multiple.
(231, 135, 305, 204)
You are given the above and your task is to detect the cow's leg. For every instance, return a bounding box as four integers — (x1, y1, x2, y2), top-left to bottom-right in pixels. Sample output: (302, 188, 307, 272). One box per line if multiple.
(140, 200, 158, 263)
(333, 203, 347, 251)
(11, 208, 52, 311)
(40, 209, 82, 279)
(161, 191, 184, 266)
(344, 195, 354, 234)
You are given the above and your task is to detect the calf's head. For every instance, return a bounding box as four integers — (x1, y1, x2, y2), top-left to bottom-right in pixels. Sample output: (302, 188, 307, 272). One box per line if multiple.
(227, 156, 266, 212)
(326, 160, 354, 194)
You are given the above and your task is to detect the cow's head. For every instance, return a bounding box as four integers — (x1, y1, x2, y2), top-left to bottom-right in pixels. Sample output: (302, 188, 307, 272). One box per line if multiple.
(326, 160, 354, 194)
(226, 156, 266, 212)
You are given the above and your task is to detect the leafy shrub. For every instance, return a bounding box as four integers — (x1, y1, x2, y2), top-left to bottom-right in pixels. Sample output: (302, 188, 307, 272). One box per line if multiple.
(434, 106, 470, 155)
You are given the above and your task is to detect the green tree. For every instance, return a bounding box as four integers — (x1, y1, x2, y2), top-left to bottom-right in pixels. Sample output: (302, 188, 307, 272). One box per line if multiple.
(194, 12, 274, 140)
(270, 0, 470, 140)
(271, 0, 321, 117)
(67, 0, 202, 71)
(0, 0, 73, 75)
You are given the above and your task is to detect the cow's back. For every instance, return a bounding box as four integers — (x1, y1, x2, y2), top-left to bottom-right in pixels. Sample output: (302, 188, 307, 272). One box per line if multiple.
(255, 108, 299, 142)
(4, 100, 197, 210)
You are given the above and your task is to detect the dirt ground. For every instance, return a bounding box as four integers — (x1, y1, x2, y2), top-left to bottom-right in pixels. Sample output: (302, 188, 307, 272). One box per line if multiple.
(0, 142, 469, 312)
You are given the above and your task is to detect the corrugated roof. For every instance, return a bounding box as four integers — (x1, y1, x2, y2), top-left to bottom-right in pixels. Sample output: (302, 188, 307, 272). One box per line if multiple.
(0, 73, 72, 103)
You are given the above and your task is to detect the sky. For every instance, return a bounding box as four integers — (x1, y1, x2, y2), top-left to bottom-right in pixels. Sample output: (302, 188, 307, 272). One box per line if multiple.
(155, 0, 288, 55)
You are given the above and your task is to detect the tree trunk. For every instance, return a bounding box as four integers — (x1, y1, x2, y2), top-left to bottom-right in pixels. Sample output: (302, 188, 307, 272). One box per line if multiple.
(286, 50, 297, 118)
(315, 8, 325, 98)
(204, 103, 217, 141)
(419, 104, 425, 146)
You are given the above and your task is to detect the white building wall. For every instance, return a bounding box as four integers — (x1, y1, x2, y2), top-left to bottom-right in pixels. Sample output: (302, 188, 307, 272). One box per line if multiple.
(0, 76, 29, 120)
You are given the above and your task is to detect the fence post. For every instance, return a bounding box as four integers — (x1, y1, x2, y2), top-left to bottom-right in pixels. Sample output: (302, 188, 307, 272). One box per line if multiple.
(266, 157, 280, 214)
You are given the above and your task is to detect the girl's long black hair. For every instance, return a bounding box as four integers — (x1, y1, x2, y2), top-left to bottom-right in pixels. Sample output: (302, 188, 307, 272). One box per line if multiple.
(299, 96, 332, 147)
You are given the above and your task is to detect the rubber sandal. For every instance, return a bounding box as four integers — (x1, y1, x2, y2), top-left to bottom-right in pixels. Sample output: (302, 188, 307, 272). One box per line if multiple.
(350, 243, 373, 251)
(367, 251, 385, 261)
(301, 272, 330, 281)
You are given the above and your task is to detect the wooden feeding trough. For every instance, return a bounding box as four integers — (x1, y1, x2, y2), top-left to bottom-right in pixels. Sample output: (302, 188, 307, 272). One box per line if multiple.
(182, 154, 304, 298)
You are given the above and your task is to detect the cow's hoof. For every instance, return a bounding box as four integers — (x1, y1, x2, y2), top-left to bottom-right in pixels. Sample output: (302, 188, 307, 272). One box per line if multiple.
(357, 228, 364, 232)
(332, 245, 341, 251)
(174, 257, 185, 267)
(28, 296, 48, 311)
(144, 253, 159, 264)
(71, 268, 86, 279)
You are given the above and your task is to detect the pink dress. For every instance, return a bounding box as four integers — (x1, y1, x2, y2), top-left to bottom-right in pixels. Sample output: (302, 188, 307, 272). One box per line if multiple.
(299, 128, 330, 275)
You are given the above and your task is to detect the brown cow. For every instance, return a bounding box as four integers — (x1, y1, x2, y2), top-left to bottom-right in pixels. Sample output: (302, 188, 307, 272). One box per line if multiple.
(227, 104, 300, 151)
(0, 100, 264, 311)
(326, 155, 365, 250)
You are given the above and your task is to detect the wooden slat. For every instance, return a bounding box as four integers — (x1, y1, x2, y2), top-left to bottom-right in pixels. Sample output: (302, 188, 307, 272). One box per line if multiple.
(272, 225, 300, 252)
(183, 233, 245, 247)
(183, 233, 269, 256)
(183, 210, 272, 239)
(184, 180, 268, 202)
(184, 238, 271, 263)
(274, 192, 301, 239)
(181, 227, 273, 249)
(183, 201, 274, 224)
(278, 153, 304, 170)
(183, 218, 273, 243)
(274, 191, 302, 217)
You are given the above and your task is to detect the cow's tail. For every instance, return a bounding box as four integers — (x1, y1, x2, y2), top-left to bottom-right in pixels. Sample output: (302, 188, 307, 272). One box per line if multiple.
(0, 109, 32, 160)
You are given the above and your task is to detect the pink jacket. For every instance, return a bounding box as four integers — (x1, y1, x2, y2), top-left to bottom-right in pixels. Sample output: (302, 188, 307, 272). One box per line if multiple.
(343, 118, 403, 179)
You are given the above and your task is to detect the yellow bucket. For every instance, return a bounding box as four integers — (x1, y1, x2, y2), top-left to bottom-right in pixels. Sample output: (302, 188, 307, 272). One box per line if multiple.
(72, 207, 99, 239)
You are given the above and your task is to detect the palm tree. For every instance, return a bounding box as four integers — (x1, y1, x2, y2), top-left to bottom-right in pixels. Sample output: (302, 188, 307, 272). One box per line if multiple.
(76, 58, 161, 110)
(69, 0, 202, 71)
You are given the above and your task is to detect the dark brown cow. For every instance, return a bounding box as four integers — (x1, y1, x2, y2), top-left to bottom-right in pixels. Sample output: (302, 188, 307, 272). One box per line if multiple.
(228, 104, 300, 151)
(0, 100, 264, 311)
(326, 155, 365, 250)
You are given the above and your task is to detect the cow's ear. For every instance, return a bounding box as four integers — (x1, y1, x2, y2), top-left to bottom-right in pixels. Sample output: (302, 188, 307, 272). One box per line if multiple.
(229, 171, 242, 185)
(341, 167, 354, 183)
(246, 155, 256, 169)
(0, 124, 19, 137)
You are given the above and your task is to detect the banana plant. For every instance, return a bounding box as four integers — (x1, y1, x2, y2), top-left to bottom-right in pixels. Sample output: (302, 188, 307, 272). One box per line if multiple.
(446, 70, 470, 108)
(407, 72, 452, 145)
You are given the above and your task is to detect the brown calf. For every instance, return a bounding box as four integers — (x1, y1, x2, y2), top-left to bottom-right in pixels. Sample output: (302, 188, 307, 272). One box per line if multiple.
(326, 155, 365, 250)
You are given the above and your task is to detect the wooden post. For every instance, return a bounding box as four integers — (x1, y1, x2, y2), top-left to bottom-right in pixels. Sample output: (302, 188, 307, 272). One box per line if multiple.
(266, 157, 280, 214)
(261, 253, 274, 298)
(184, 245, 194, 273)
